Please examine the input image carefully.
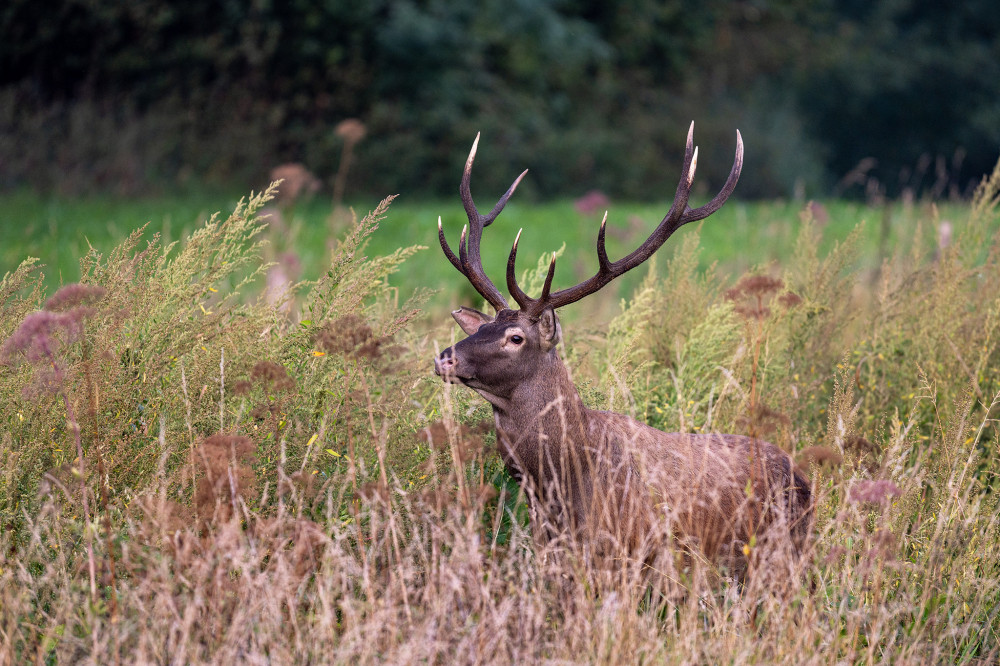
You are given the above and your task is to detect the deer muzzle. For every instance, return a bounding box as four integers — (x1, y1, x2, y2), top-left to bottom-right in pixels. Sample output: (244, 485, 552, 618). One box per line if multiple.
(434, 348, 464, 383)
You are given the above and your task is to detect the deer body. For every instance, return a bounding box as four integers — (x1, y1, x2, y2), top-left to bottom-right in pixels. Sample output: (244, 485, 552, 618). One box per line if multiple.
(436, 306, 810, 567)
(434, 127, 811, 570)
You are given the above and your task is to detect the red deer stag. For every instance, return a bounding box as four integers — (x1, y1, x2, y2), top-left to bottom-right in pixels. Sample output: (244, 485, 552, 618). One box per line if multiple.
(434, 125, 811, 576)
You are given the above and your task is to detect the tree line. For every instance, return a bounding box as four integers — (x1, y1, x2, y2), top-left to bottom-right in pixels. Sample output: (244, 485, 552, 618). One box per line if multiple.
(2, 0, 998, 199)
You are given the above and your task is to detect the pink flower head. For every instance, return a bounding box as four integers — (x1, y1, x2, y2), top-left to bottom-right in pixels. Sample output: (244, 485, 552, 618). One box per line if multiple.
(849, 479, 902, 506)
(574, 190, 610, 215)
(44, 283, 106, 312)
(3, 303, 97, 367)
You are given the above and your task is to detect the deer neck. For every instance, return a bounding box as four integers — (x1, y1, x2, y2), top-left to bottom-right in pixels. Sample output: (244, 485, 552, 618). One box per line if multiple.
(487, 354, 589, 478)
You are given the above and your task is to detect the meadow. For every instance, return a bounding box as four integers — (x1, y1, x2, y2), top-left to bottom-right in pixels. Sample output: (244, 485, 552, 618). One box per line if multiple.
(0, 187, 969, 316)
(1, 169, 998, 663)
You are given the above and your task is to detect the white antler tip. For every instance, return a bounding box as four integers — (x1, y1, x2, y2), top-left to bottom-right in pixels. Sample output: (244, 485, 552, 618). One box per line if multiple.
(437, 216, 443, 230)
(688, 147, 699, 185)
(513, 228, 523, 248)
(464, 134, 481, 172)
(601, 211, 608, 228)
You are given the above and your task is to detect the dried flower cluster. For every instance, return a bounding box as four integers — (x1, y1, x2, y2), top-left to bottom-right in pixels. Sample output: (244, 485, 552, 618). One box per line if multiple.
(42, 283, 106, 312)
(249, 360, 296, 392)
(1, 283, 106, 397)
(4, 285, 104, 363)
(231, 361, 297, 424)
(725, 274, 801, 321)
(334, 118, 367, 145)
(796, 445, 845, 471)
(269, 163, 320, 204)
(845, 435, 881, 473)
(193, 434, 258, 525)
(314, 315, 387, 360)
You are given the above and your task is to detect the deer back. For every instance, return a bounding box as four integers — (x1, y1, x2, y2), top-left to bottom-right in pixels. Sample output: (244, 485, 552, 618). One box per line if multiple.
(590, 412, 811, 561)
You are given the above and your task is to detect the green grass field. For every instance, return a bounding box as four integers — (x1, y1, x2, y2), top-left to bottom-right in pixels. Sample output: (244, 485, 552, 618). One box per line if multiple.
(1, 181, 998, 663)
(1, 188, 970, 317)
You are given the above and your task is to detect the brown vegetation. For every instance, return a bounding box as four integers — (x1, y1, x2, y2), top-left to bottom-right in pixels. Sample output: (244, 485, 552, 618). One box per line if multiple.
(1, 162, 999, 662)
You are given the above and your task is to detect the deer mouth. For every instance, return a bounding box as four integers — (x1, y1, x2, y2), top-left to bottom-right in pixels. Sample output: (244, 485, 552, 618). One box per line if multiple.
(439, 372, 475, 387)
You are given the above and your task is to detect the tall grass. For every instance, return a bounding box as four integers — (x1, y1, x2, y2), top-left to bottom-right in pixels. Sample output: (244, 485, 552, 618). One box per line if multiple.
(1, 164, 999, 663)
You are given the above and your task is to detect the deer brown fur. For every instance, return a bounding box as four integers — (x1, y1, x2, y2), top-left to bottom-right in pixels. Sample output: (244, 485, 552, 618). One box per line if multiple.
(434, 127, 812, 575)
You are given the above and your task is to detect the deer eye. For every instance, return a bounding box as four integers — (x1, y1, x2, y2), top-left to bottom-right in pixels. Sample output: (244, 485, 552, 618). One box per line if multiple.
(509, 335, 524, 345)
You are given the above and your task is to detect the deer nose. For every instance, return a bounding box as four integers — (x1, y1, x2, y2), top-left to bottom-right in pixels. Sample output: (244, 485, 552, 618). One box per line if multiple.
(434, 350, 459, 377)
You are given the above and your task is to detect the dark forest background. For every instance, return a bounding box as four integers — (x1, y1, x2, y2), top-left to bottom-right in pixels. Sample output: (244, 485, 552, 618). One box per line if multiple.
(2, 0, 998, 200)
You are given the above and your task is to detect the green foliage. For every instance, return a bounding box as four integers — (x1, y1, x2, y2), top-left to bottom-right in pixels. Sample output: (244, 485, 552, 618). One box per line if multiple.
(3, 0, 997, 197)
(0, 189, 430, 536)
(797, 0, 1000, 197)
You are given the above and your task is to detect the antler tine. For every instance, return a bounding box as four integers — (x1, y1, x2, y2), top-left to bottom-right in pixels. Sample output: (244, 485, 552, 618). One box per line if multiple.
(483, 169, 529, 224)
(458, 224, 469, 267)
(441, 133, 532, 312)
(506, 229, 557, 309)
(539, 255, 557, 302)
(513, 123, 742, 317)
(679, 129, 743, 224)
(506, 229, 530, 308)
(460, 133, 529, 228)
(596, 211, 611, 272)
(652, 120, 698, 234)
(459, 133, 483, 225)
(438, 217, 462, 272)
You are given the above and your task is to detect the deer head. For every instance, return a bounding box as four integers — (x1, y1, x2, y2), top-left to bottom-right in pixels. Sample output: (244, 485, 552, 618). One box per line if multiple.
(434, 124, 743, 402)
(434, 305, 562, 408)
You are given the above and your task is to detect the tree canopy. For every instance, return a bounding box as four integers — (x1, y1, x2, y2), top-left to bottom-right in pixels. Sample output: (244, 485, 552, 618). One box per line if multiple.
(2, 0, 998, 198)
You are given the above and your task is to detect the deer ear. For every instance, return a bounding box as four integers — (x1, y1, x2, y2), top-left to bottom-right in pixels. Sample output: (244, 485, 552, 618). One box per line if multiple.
(537, 308, 561, 349)
(452, 306, 494, 335)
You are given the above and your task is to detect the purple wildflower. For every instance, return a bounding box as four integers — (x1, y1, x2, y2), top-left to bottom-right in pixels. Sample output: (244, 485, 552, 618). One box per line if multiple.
(44, 283, 106, 312)
(849, 479, 902, 506)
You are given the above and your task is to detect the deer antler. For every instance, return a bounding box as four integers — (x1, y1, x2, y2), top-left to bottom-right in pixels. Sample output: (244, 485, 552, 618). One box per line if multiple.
(508, 122, 743, 317)
(438, 133, 528, 312)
